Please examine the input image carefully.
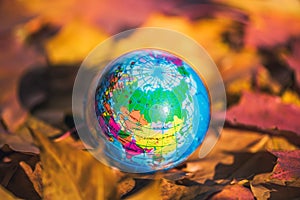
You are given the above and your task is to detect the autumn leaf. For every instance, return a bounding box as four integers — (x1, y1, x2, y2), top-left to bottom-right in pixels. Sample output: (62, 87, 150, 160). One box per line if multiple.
(216, 0, 300, 47)
(226, 91, 300, 135)
(21, 0, 172, 34)
(266, 136, 299, 151)
(159, 179, 222, 200)
(270, 150, 300, 181)
(0, 123, 39, 154)
(142, 13, 260, 82)
(281, 90, 300, 107)
(250, 173, 273, 200)
(210, 184, 254, 200)
(0, 144, 41, 199)
(20, 161, 43, 197)
(0, 0, 33, 33)
(0, 185, 19, 200)
(0, 29, 46, 131)
(28, 127, 119, 200)
(0, 115, 62, 154)
(45, 19, 108, 64)
(125, 180, 161, 200)
(184, 129, 276, 183)
(251, 172, 300, 200)
(2, 0, 300, 199)
(282, 39, 300, 90)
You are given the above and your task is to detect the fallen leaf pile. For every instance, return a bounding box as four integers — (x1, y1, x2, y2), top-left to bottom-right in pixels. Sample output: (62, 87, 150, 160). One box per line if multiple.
(0, 0, 300, 199)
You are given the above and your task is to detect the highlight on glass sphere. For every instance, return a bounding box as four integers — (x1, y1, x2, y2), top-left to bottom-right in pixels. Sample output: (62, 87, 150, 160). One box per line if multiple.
(93, 49, 211, 172)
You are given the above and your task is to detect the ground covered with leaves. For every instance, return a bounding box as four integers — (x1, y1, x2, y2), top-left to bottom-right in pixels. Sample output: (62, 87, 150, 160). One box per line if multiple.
(1, 0, 300, 199)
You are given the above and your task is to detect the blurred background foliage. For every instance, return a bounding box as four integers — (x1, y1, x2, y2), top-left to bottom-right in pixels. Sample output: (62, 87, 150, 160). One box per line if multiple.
(1, 0, 300, 199)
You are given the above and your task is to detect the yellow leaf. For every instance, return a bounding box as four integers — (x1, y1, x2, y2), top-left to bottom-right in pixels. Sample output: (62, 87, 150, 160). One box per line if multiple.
(281, 90, 300, 107)
(0, 186, 19, 200)
(142, 14, 231, 61)
(215, 0, 300, 47)
(20, 0, 76, 25)
(142, 14, 259, 81)
(45, 20, 108, 64)
(266, 136, 299, 151)
(226, 75, 252, 94)
(215, 0, 300, 15)
(28, 127, 119, 200)
(126, 180, 161, 200)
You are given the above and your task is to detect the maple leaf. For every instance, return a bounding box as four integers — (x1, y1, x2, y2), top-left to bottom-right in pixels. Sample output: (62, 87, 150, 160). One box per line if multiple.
(28, 127, 119, 200)
(226, 91, 300, 135)
(270, 150, 300, 181)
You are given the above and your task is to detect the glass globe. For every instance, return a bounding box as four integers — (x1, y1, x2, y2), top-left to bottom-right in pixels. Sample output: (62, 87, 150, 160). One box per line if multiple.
(72, 28, 226, 173)
(93, 49, 210, 172)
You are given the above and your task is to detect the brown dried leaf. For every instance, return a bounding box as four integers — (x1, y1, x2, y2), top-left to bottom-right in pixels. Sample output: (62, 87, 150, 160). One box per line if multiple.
(0, 145, 41, 199)
(250, 173, 273, 200)
(186, 129, 275, 183)
(1, 94, 28, 133)
(20, 161, 43, 197)
(0, 123, 39, 154)
(117, 177, 135, 197)
(251, 172, 300, 199)
(28, 127, 119, 200)
(160, 179, 222, 200)
(210, 184, 254, 200)
(0, 115, 62, 154)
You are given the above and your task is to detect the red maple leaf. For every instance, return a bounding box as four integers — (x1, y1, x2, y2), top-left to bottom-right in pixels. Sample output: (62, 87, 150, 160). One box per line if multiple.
(270, 150, 300, 181)
(226, 91, 300, 135)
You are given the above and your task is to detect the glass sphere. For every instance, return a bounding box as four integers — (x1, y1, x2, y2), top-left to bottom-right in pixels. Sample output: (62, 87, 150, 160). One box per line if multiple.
(94, 49, 210, 172)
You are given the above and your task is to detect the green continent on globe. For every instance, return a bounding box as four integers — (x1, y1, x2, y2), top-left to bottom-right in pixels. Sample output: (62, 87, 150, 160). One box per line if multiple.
(128, 88, 182, 123)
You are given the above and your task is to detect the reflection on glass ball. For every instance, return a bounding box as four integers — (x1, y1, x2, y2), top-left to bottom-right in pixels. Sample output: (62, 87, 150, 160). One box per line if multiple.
(94, 49, 210, 173)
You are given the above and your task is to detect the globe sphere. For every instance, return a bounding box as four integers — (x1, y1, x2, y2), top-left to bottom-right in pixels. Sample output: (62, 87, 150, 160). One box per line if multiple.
(94, 49, 210, 172)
